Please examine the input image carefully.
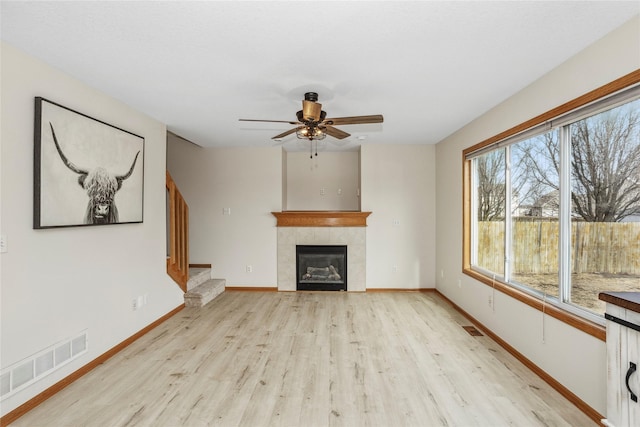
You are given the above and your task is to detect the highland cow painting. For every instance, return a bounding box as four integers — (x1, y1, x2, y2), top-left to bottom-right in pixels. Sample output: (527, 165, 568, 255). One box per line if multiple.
(34, 97, 144, 229)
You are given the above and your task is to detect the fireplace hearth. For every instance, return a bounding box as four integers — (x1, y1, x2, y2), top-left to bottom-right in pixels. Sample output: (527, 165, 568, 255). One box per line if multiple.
(296, 245, 347, 291)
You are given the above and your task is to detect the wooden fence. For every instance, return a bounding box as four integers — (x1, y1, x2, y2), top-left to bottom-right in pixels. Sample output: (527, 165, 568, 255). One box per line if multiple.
(477, 221, 640, 275)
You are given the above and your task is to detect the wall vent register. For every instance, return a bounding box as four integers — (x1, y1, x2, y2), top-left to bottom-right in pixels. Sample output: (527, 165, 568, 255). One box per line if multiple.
(0, 330, 88, 400)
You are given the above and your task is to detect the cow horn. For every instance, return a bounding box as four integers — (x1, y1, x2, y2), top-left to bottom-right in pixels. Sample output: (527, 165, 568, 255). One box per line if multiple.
(49, 122, 88, 176)
(116, 151, 141, 189)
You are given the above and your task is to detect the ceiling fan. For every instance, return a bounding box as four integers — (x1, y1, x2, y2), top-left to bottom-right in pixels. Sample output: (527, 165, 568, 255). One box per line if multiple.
(239, 92, 383, 157)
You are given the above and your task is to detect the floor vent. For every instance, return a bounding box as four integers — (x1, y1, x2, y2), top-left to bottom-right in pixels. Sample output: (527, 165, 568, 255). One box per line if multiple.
(462, 326, 483, 336)
(0, 330, 88, 401)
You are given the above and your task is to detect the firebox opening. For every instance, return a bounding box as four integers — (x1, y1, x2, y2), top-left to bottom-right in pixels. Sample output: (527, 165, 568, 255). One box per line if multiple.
(296, 245, 347, 291)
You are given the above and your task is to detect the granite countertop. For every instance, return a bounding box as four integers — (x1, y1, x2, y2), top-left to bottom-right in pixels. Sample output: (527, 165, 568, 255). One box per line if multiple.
(599, 292, 640, 314)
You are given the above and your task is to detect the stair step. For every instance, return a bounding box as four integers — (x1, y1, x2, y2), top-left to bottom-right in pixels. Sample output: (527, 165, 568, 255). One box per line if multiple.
(187, 268, 212, 291)
(184, 278, 225, 308)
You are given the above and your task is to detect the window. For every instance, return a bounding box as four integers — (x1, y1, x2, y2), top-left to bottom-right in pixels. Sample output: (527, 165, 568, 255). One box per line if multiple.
(509, 130, 561, 300)
(473, 149, 506, 276)
(464, 74, 640, 329)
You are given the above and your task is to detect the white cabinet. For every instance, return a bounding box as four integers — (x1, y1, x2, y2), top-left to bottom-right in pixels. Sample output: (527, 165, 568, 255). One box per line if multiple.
(601, 292, 640, 427)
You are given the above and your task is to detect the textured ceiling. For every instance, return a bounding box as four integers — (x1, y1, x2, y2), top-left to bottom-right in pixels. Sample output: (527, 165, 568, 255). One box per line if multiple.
(1, 1, 638, 151)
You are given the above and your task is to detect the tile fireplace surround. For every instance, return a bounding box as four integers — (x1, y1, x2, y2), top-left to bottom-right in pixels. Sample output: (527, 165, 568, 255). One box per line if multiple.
(272, 212, 371, 291)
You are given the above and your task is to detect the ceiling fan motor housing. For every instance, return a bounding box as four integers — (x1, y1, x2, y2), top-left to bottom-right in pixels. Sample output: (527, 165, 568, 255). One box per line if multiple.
(297, 109, 326, 123)
(300, 92, 323, 122)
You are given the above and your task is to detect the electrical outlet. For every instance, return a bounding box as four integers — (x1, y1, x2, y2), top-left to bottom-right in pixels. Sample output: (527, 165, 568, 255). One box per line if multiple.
(0, 235, 6, 253)
(488, 295, 493, 307)
(392, 265, 398, 273)
(320, 188, 326, 196)
(246, 265, 253, 273)
(393, 219, 400, 226)
(132, 298, 139, 311)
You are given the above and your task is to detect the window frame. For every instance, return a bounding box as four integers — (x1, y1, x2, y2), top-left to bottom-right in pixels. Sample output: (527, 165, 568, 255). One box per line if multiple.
(462, 70, 640, 341)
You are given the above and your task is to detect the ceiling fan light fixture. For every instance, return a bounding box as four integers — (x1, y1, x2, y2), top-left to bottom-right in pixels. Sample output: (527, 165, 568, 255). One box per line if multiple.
(296, 126, 326, 141)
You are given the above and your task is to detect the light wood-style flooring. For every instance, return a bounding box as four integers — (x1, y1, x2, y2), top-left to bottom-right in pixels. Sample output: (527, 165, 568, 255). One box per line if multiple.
(11, 291, 594, 426)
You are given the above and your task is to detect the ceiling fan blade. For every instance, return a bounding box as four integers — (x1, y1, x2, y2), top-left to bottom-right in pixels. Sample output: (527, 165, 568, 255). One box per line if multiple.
(323, 115, 384, 126)
(272, 127, 303, 140)
(239, 119, 300, 125)
(323, 125, 350, 140)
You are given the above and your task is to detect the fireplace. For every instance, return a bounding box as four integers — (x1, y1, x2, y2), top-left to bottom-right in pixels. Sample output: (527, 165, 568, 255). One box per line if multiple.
(274, 211, 370, 291)
(296, 245, 347, 291)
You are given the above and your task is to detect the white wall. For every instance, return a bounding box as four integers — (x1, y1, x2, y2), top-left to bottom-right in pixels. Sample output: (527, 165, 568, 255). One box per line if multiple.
(166, 135, 281, 287)
(0, 42, 183, 416)
(286, 151, 360, 211)
(282, 149, 287, 210)
(361, 144, 436, 289)
(435, 16, 640, 415)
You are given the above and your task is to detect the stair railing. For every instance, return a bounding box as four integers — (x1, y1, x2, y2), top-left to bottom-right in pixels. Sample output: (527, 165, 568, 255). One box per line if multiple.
(166, 171, 189, 292)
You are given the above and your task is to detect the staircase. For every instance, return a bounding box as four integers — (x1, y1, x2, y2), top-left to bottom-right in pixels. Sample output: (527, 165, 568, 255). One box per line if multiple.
(166, 171, 225, 307)
(166, 171, 189, 292)
(184, 267, 225, 308)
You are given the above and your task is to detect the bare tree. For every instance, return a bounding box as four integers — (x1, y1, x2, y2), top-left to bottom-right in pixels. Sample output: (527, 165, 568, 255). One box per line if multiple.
(476, 149, 506, 221)
(570, 104, 640, 222)
(513, 101, 640, 222)
(511, 133, 560, 216)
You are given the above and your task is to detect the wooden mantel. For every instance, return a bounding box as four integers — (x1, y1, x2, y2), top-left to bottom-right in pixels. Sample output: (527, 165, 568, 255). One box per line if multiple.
(272, 211, 372, 227)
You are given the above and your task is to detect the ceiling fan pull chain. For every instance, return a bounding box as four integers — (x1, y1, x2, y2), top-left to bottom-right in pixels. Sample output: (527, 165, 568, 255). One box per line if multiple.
(310, 142, 313, 159)
(315, 140, 318, 157)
